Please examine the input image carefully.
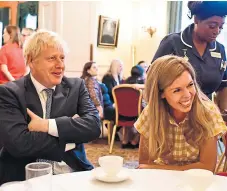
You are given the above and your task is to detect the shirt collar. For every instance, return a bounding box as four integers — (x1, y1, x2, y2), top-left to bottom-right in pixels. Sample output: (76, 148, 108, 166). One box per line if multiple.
(181, 23, 216, 51)
(113, 74, 119, 84)
(169, 114, 189, 126)
(30, 74, 55, 94)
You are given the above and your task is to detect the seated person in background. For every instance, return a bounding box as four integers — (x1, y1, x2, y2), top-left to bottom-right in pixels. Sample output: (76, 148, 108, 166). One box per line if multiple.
(81, 61, 103, 118)
(102, 59, 123, 103)
(126, 65, 146, 108)
(99, 82, 123, 141)
(137, 60, 148, 79)
(131, 63, 147, 90)
(99, 82, 115, 122)
(0, 30, 101, 184)
(135, 55, 227, 172)
(102, 59, 124, 141)
(125, 65, 145, 84)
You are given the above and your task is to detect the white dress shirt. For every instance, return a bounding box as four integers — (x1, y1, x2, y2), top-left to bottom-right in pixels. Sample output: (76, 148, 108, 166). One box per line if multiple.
(30, 74, 74, 174)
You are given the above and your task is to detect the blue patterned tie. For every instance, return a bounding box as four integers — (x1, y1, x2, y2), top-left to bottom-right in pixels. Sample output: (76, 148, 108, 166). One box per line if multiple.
(37, 89, 55, 174)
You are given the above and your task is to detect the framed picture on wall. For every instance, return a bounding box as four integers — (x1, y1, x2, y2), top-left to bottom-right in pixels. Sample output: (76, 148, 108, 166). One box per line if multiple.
(97, 15, 119, 48)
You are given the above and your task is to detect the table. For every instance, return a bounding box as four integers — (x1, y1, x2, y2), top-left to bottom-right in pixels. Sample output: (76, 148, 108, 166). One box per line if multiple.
(1, 169, 227, 191)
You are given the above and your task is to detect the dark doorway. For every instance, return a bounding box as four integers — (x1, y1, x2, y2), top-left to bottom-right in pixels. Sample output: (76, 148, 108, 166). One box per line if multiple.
(17, 2, 38, 31)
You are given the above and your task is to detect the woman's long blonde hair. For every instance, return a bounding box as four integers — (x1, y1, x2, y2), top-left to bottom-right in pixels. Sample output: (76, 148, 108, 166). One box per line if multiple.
(106, 59, 123, 80)
(145, 55, 217, 160)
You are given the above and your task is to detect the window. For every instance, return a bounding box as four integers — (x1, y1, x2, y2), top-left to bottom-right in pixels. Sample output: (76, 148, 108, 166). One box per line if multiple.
(217, 23, 227, 53)
(25, 13, 37, 30)
(181, 1, 193, 30)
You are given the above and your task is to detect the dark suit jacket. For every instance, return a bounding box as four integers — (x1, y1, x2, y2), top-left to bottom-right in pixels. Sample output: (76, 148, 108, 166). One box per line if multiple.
(0, 75, 101, 185)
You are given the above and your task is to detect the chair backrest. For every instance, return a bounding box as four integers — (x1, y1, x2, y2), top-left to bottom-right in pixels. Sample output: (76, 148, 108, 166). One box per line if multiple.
(217, 172, 227, 177)
(112, 84, 143, 125)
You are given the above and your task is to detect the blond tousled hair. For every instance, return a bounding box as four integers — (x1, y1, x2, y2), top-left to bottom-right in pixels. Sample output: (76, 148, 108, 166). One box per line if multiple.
(23, 29, 68, 65)
(145, 55, 219, 160)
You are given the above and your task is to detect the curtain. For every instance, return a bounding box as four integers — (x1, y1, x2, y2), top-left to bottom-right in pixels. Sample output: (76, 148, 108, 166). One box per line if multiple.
(17, 1, 39, 30)
(167, 1, 183, 34)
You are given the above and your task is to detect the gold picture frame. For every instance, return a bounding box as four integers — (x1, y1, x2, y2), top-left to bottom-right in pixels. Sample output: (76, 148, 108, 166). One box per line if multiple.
(97, 15, 119, 48)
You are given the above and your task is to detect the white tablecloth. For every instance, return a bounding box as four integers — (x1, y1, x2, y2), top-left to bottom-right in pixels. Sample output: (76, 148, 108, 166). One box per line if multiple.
(1, 169, 227, 191)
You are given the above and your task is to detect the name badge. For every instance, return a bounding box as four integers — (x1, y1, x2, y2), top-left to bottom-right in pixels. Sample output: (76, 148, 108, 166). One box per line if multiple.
(211, 52, 221, 58)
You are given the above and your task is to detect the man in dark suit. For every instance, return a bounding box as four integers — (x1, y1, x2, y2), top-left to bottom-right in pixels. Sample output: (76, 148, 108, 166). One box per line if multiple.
(0, 30, 101, 184)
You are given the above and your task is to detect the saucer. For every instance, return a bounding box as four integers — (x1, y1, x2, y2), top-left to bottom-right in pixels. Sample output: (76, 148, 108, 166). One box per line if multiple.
(92, 167, 129, 183)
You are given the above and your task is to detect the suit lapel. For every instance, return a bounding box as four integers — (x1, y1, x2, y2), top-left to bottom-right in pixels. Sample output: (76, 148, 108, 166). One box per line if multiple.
(24, 75, 43, 118)
(112, 75, 117, 86)
(51, 81, 69, 117)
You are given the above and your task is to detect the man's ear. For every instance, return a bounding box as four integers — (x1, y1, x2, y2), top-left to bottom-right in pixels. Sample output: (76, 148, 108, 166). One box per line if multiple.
(26, 55, 33, 69)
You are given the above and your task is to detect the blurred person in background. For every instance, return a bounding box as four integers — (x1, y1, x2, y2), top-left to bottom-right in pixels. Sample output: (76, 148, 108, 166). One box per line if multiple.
(0, 25, 26, 84)
(21, 27, 34, 46)
(126, 65, 145, 85)
(81, 61, 104, 119)
(102, 59, 123, 103)
(21, 28, 35, 75)
(137, 60, 148, 79)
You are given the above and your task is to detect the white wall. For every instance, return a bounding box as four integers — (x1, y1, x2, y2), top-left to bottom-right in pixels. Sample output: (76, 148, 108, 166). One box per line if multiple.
(38, 1, 168, 79)
(94, 1, 138, 79)
(135, 1, 168, 64)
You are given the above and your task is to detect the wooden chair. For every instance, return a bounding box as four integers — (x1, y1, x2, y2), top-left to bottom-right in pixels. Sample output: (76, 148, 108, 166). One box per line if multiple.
(102, 119, 114, 144)
(109, 84, 143, 153)
(215, 133, 227, 173)
(212, 92, 226, 155)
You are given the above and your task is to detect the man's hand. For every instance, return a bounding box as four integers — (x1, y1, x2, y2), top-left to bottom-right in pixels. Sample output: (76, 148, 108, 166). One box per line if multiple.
(72, 114, 80, 119)
(27, 108, 49, 133)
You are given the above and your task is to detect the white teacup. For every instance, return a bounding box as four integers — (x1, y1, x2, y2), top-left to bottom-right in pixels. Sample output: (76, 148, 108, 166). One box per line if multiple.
(182, 169, 214, 191)
(98, 156, 123, 177)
